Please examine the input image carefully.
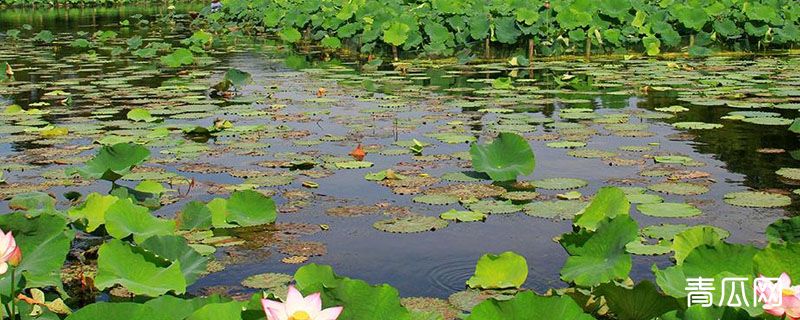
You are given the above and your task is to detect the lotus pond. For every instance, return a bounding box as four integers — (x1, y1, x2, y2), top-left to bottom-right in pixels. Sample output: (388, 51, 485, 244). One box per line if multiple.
(2, 5, 800, 320)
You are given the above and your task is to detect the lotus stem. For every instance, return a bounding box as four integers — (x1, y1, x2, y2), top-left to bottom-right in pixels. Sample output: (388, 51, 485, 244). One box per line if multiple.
(9, 268, 15, 320)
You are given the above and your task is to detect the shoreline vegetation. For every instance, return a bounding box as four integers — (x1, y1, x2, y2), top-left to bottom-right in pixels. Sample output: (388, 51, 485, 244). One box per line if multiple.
(191, 0, 800, 62)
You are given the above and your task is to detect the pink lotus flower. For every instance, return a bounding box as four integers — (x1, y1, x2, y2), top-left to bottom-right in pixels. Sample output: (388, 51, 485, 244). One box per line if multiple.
(756, 273, 800, 319)
(0, 230, 18, 274)
(261, 285, 342, 320)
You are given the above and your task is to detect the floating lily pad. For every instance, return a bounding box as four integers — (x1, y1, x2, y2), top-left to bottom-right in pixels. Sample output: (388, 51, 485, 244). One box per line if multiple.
(241, 273, 292, 289)
(373, 215, 448, 233)
(440, 171, 487, 182)
(424, 184, 507, 200)
(412, 194, 460, 205)
(637, 202, 702, 217)
(653, 155, 702, 166)
(532, 178, 588, 190)
(440, 209, 486, 222)
(546, 141, 586, 149)
(673, 122, 722, 130)
(647, 182, 709, 195)
(523, 200, 587, 220)
(567, 149, 617, 159)
(465, 200, 521, 214)
(499, 191, 539, 201)
(776, 168, 800, 180)
(723, 191, 791, 208)
(334, 161, 374, 169)
(741, 117, 793, 125)
(625, 193, 664, 204)
(625, 239, 672, 255)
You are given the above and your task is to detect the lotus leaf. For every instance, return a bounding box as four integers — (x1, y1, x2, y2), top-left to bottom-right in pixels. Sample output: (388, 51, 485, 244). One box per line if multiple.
(723, 191, 791, 207)
(470, 132, 535, 181)
(466, 252, 528, 290)
(73, 143, 150, 181)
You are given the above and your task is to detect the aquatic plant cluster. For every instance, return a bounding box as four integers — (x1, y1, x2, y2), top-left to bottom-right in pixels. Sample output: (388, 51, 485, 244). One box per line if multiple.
(2, 167, 800, 319)
(0, 0, 195, 6)
(202, 0, 800, 59)
(2, 2, 800, 319)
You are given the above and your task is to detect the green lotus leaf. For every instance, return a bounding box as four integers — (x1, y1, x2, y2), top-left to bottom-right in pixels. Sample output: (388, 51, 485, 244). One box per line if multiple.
(177, 201, 213, 231)
(373, 216, 448, 233)
(412, 194, 459, 205)
(225, 190, 277, 226)
(470, 133, 534, 181)
(596, 281, 680, 320)
(575, 187, 630, 231)
(65, 303, 166, 320)
(467, 291, 594, 320)
(68, 193, 119, 232)
(105, 199, 176, 243)
(671, 226, 725, 264)
(0, 213, 74, 290)
(625, 193, 663, 204)
(560, 215, 638, 287)
(8, 191, 57, 216)
(653, 155, 700, 166)
(741, 117, 792, 125)
(439, 209, 486, 222)
(465, 199, 521, 214)
(161, 48, 194, 68)
(647, 182, 708, 195)
(659, 305, 753, 320)
(466, 252, 528, 290)
(33, 30, 54, 43)
(533, 177, 588, 190)
(294, 264, 411, 320)
(73, 143, 150, 181)
(523, 200, 587, 220)
(754, 242, 800, 281)
(766, 216, 800, 243)
(383, 22, 410, 46)
(223, 68, 252, 88)
(186, 301, 243, 320)
(95, 239, 186, 296)
(134, 180, 168, 194)
(637, 202, 701, 218)
(672, 122, 722, 130)
(241, 272, 292, 289)
(776, 167, 800, 180)
(625, 238, 672, 256)
(335, 161, 374, 169)
(723, 191, 791, 207)
(140, 235, 209, 284)
(127, 108, 160, 123)
(546, 141, 586, 149)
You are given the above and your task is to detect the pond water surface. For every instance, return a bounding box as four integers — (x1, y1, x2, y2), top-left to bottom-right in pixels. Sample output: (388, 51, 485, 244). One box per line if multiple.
(1, 6, 799, 299)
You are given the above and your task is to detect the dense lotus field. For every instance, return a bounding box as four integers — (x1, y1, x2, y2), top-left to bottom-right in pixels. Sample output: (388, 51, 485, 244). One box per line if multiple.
(1, 3, 800, 320)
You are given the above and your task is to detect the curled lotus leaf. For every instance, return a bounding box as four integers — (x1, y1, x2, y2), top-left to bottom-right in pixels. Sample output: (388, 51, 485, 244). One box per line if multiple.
(470, 132, 535, 181)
